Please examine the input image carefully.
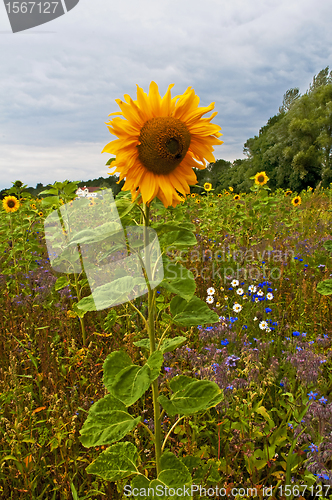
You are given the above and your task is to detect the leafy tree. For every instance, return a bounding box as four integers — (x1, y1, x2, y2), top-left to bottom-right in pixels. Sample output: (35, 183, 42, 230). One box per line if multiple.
(279, 88, 301, 113)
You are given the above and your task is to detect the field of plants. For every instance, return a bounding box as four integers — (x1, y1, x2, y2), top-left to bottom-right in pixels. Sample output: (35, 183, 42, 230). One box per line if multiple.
(1, 176, 332, 500)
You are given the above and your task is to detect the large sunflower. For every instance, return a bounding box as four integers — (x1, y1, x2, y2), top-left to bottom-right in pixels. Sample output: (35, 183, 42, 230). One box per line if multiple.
(2, 196, 20, 213)
(102, 82, 223, 207)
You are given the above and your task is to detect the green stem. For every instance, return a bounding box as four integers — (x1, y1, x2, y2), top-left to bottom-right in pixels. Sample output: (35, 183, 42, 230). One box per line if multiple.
(161, 416, 185, 452)
(144, 202, 162, 476)
(9, 214, 20, 297)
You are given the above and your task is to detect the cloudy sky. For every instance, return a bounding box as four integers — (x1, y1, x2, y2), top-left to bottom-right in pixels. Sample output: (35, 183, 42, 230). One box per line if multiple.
(0, 0, 331, 191)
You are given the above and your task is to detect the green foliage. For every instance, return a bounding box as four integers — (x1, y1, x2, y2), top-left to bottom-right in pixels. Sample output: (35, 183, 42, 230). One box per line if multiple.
(158, 376, 223, 416)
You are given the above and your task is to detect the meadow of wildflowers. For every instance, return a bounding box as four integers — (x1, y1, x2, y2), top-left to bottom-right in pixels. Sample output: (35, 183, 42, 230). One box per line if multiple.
(1, 175, 332, 499)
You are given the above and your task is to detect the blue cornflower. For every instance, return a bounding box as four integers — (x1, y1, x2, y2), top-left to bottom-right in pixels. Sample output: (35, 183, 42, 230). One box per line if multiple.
(309, 443, 318, 453)
(319, 396, 328, 404)
(265, 307, 272, 313)
(280, 382, 284, 387)
(302, 332, 307, 337)
(288, 423, 293, 429)
(307, 391, 318, 401)
(292, 331, 300, 337)
(221, 339, 229, 346)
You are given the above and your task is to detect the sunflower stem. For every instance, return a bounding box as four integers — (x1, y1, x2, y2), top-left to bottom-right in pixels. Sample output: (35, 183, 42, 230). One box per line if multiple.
(9, 214, 20, 297)
(143, 202, 162, 477)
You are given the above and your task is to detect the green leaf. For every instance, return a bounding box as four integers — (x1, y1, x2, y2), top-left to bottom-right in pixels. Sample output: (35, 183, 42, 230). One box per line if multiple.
(160, 336, 187, 353)
(86, 442, 139, 481)
(133, 336, 187, 354)
(79, 394, 141, 447)
(67, 222, 123, 246)
(154, 222, 196, 235)
(148, 452, 192, 500)
(130, 475, 152, 500)
(323, 240, 332, 253)
(103, 351, 133, 392)
(54, 276, 70, 291)
(160, 229, 197, 249)
(170, 296, 219, 326)
(317, 279, 332, 295)
(76, 275, 147, 311)
(161, 259, 196, 301)
(158, 376, 223, 416)
(111, 351, 164, 407)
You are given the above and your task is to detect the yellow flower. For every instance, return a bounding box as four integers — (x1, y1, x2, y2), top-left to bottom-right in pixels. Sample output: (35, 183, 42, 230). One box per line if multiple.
(39, 211, 43, 217)
(224, 191, 230, 196)
(204, 182, 212, 191)
(285, 190, 292, 196)
(217, 193, 222, 198)
(308, 187, 313, 191)
(209, 203, 214, 207)
(196, 199, 201, 204)
(291, 196, 302, 206)
(229, 186, 233, 192)
(102, 82, 223, 208)
(31, 204, 37, 210)
(254, 171, 269, 186)
(2, 196, 20, 213)
(191, 193, 196, 198)
(233, 194, 240, 201)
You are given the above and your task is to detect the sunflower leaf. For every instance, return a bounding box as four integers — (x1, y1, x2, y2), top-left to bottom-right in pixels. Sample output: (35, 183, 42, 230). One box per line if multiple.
(170, 296, 219, 326)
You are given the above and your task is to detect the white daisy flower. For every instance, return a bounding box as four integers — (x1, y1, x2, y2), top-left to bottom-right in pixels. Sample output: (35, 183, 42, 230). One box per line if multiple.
(231, 279, 239, 287)
(236, 288, 244, 295)
(259, 320, 268, 330)
(266, 293, 274, 300)
(266, 327, 271, 333)
(224, 296, 228, 300)
(233, 303, 242, 312)
(253, 316, 258, 321)
(248, 285, 257, 293)
(207, 287, 215, 295)
(257, 290, 264, 296)
(206, 296, 214, 304)
(243, 295, 248, 300)
(255, 298, 259, 303)
(216, 302, 220, 307)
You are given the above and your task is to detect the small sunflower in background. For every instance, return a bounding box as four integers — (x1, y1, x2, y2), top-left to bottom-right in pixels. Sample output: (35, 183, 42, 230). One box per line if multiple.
(30, 203, 37, 210)
(204, 182, 212, 192)
(285, 190, 292, 196)
(217, 193, 222, 198)
(229, 186, 233, 192)
(254, 171, 269, 186)
(39, 211, 43, 217)
(191, 193, 196, 198)
(196, 199, 201, 204)
(291, 196, 302, 207)
(224, 191, 230, 196)
(2, 196, 20, 213)
(102, 81, 223, 208)
(233, 194, 240, 201)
